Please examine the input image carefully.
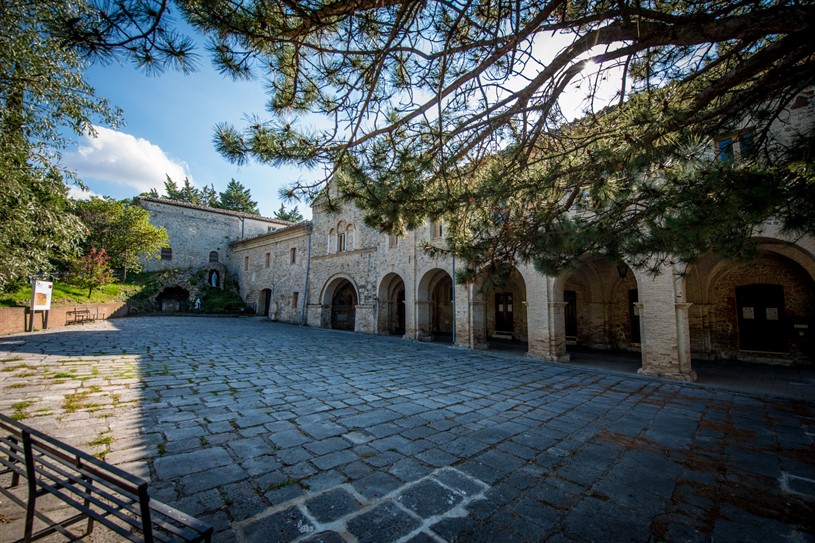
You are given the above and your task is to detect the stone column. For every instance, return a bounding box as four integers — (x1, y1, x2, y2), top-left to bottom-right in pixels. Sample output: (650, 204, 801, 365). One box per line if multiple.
(454, 282, 471, 348)
(469, 284, 489, 349)
(636, 263, 697, 381)
(355, 304, 375, 334)
(526, 275, 570, 362)
(415, 300, 432, 341)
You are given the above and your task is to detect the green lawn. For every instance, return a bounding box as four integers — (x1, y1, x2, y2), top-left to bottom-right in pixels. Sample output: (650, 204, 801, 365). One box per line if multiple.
(0, 279, 146, 308)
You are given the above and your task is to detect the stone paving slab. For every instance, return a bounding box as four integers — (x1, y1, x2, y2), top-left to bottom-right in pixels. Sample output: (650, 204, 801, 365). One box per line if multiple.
(0, 316, 813, 543)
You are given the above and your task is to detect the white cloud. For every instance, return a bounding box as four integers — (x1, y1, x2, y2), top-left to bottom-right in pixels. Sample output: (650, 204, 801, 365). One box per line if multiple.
(66, 184, 98, 200)
(64, 126, 191, 193)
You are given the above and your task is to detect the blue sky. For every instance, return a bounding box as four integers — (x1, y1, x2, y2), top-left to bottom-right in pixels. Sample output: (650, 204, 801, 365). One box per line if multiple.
(64, 44, 316, 219)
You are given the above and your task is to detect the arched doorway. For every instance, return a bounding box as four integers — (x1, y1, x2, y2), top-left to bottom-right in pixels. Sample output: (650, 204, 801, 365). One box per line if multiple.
(331, 280, 357, 330)
(687, 248, 815, 363)
(482, 267, 528, 348)
(259, 288, 272, 317)
(378, 273, 406, 335)
(417, 269, 454, 343)
(560, 256, 641, 353)
(156, 286, 189, 313)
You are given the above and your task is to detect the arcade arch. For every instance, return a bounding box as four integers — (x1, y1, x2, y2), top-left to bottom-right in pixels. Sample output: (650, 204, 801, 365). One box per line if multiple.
(558, 256, 641, 353)
(378, 273, 406, 336)
(320, 276, 359, 331)
(417, 269, 454, 342)
(686, 246, 815, 362)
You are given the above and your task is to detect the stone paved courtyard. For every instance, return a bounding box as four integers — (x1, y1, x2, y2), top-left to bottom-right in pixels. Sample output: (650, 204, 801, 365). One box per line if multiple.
(0, 316, 813, 543)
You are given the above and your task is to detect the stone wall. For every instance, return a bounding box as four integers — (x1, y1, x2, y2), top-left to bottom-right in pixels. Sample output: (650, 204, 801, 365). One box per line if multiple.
(230, 224, 312, 323)
(137, 198, 290, 277)
(0, 302, 128, 336)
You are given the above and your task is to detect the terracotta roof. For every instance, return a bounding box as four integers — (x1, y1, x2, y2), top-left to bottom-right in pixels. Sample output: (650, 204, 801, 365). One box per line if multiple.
(230, 221, 313, 246)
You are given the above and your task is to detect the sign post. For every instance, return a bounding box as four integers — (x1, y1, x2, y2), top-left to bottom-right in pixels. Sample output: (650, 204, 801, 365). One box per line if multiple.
(28, 280, 53, 331)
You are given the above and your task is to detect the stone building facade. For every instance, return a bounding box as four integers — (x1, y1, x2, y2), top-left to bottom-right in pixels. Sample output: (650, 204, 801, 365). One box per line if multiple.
(137, 197, 291, 278)
(144, 92, 815, 379)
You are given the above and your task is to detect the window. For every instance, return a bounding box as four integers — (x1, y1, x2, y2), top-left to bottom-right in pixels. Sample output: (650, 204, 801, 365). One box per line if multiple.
(290, 247, 297, 264)
(244, 256, 249, 271)
(265, 252, 271, 268)
(337, 232, 346, 252)
(388, 233, 398, 249)
(292, 292, 299, 308)
(431, 221, 443, 238)
(160, 247, 172, 261)
(716, 129, 754, 162)
(209, 251, 219, 263)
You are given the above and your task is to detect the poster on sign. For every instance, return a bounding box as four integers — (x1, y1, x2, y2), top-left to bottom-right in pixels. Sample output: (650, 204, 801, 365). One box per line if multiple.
(31, 281, 53, 310)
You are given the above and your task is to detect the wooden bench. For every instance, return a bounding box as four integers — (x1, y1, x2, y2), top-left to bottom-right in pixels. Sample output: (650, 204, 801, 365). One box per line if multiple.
(66, 307, 105, 325)
(0, 413, 212, 542)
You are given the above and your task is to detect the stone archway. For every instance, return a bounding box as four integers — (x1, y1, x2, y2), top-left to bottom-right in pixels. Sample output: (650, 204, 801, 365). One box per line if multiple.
(331, 281, 357, 330)
(687, 248, 815, 363)
(483, 267, 528, 346)
(559, 256, 641, 353)
(417, 269, 454, 342)
(320, 276, 360, 331)
(378, 273, 406, 336)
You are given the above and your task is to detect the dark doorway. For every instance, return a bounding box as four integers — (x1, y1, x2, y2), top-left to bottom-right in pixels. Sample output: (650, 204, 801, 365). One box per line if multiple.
(156, 287, 189, 312)
(737, 284, 787, 352)
(331, 281, 357, 330)
(495, 293, 514, 333)
(260, 289, 271, 316)
(629, 289, 641, 343)
(394, 286, 406, 336)
(565, 290, 577, 339)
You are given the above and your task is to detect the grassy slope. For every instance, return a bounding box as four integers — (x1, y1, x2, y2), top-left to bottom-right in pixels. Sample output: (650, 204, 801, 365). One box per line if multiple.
(0, 280, 145, 308)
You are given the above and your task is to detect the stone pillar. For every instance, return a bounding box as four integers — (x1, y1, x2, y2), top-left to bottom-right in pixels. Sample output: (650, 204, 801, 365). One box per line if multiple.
(454, 282, 471, 348)
(403, 271, 417, 340)
(526, 275, 570, 362)
(376, 299, 390, 335)
(415, 300, 432, 341)
(355, 304, 375, 334)
(469, 285, 489, 349)
(636, 263, 697, 381)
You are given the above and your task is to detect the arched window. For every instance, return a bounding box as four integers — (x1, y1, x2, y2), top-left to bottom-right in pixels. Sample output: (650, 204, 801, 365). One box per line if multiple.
(336, 221, 348, 253)
(328, 228, 336, 254)
(209, 251, 219, 263)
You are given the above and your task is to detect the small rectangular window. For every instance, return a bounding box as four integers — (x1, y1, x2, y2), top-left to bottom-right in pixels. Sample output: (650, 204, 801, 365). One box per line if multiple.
(716, 128, 754, 162)
(265, 252, 270, 268)
(388, 233, 398, 249)
(290, 247, 297, 264)
(160, 247, 172, 261)
(292, 292, 299, 308)
(718, 138, 734, 162)
(244, 255, 249, 271)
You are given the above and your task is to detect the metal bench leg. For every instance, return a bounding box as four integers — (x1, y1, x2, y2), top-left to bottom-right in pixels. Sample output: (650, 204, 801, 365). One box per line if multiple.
(22, 432, 36, 543)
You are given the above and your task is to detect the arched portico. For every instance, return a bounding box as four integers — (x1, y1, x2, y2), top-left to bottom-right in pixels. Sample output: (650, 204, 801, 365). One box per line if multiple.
(320, 276, 360, 331)
(469, 266, 529, 350)
(416, 268, 454, 342)
(557, 256, 641, 352)
(377, 273, 406, 336)
(686, 244, 815, 364)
